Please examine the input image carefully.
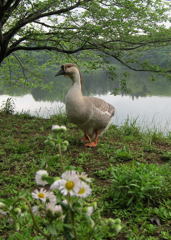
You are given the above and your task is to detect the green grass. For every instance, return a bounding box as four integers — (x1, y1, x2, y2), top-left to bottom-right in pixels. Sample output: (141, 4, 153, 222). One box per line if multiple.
(0, 112, 171, 239)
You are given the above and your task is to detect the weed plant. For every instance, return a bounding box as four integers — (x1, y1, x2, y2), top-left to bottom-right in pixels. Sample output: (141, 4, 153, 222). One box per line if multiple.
(115, 147, 133, 162)
(120, 118, 141, 137)
(0, 98, 15, 114)
(106, 162, 171, 209)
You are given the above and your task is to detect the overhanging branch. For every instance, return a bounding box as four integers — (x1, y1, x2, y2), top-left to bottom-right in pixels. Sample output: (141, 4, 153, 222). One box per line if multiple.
(103, 51, 171, 73)
(2, 0, 22, 25)
(33, 20, 79, 30)
(9, 37, 26, 49)
(5, 0, 91, 40)
(6, 44, 95, 57)
(12, 52, 28, 81)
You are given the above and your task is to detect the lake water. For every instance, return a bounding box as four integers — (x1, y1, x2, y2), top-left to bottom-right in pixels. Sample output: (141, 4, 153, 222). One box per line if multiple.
(1, 70, 171, 132)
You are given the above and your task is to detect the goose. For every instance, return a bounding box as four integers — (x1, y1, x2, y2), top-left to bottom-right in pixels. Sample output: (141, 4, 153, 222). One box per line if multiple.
(55, 63, 115, 147)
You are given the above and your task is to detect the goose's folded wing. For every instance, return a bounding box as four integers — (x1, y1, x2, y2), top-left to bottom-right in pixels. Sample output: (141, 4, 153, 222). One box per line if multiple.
(86, 96, 115, 117)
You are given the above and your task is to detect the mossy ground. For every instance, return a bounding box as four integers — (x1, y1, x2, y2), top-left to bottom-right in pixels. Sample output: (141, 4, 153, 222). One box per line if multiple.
(0, 112, 171, 240)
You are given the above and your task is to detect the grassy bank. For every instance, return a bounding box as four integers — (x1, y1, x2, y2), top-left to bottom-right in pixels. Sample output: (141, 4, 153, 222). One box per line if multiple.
(0, 112, 171, 240)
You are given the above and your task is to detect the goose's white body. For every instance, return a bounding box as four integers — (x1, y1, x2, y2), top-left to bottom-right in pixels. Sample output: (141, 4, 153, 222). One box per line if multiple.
(65, 67, 114, 137)
(56, 63, 115, 146)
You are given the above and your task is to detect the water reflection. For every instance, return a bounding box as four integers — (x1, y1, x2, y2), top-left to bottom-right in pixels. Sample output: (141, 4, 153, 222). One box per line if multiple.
(0, 94, 65, 117)
(29, 71, 171, 101)
(102, 95, 171, 132)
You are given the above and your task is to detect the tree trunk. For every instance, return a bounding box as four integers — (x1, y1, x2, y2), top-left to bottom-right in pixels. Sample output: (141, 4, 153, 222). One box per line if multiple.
(0, 30, 8, 64)
(0, 40, 7, 64)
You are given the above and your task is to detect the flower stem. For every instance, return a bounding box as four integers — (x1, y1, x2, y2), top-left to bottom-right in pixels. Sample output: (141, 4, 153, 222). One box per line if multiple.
(58, 143, 64, 171)
(27, 201, 51, 240)
(67, 195, 78, 240)
(70, 209, 78, 240)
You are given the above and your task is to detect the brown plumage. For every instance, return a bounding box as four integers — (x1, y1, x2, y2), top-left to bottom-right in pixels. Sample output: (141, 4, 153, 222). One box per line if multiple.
(55, 63, 115, 147)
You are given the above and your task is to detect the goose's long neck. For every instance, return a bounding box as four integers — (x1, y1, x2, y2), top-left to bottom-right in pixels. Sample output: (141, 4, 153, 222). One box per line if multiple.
(70, 70, 82, 93)
(66, 69, 84, 107)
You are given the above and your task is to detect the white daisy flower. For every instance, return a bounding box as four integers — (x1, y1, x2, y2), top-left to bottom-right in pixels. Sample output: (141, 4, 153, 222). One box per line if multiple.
(47, 191, 57, 205)
(52, 125, 59, 131)
(76, 181, 92, 198)
(78, 172, 92, 183)
(61, 170, 78, 180)
(86, 206, 94, 216)
(60, 126, 67, 131)
(35, 170, 49, 186)
(46, 203, 62, 215)
(51, 171, 80, 196)
(59, 178, 80, 196)
(32, 188, 48, 202)
(0, 209, 7, 216)
(51, 171, 82, 196)
(50, 179, 65, 190)
(52, 125, 66, 131)
(32, 205, 39, 215)
(61, 199, 68, 206)
(59, 170, 81, 196)
(0, 202, 5, 208)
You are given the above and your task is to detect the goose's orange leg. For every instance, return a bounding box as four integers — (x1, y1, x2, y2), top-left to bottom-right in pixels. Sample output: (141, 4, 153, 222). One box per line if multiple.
(84, 130, 99, 147)
(81, 132, 91, 143)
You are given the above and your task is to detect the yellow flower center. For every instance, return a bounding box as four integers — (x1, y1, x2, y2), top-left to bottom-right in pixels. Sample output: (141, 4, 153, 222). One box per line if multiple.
(65, 181, 75, 190)
(78, 187, 85, 195)
(38, 193, 45, 198)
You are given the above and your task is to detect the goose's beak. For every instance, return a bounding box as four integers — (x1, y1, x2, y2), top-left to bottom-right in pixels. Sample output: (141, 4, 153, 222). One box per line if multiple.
(55, 69, 64, 77)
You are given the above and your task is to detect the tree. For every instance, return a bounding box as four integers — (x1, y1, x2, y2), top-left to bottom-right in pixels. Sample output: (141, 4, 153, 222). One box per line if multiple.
(0, 0, 171, 73)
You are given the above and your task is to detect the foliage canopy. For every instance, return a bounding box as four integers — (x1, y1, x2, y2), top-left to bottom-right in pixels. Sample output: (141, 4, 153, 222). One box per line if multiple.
(0, 0, 171, 81)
